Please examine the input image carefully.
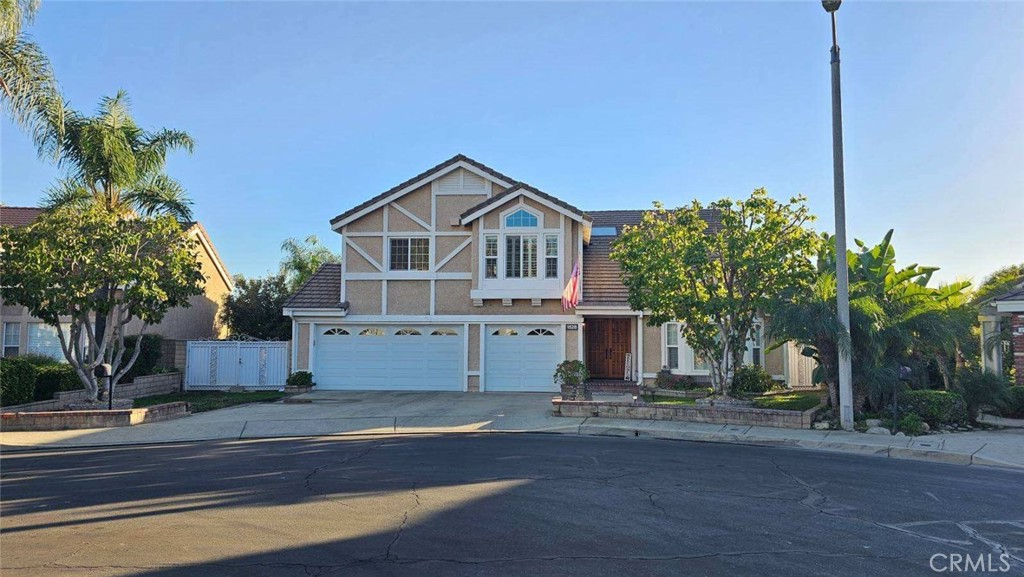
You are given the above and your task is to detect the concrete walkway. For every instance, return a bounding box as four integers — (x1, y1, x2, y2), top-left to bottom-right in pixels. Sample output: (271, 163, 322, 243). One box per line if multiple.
(2, 391, 1022, 470)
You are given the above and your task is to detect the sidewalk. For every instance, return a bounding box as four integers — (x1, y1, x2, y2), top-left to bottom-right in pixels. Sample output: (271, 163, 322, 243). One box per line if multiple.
(2, 391, 1022, 471)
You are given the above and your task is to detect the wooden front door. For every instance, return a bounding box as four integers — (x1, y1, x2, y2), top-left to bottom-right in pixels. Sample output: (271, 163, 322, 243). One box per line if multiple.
(586, 318, 632, 379)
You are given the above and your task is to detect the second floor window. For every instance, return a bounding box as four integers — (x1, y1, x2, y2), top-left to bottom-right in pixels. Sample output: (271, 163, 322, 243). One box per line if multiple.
(484, 235, 498, 279)
(505, 235, 538, 278)
(390, 238, 429, 271)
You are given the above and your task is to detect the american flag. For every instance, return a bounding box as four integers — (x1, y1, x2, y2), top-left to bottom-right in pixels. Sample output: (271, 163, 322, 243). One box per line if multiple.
(561, 258, 581, 311)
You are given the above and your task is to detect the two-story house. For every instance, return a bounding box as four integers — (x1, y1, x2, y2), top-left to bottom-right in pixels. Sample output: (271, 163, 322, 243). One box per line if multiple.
(283, 155, 815, 392)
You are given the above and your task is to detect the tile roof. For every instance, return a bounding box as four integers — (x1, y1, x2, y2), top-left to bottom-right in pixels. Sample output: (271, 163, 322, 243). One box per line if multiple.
(0, 206, 44, 227)
(329, 154, 519, 226)
(460, 182, 591, 223)
(992, 287, 1024, 303)
(580, 209, 721, 306)
(284, 263, 348, 309)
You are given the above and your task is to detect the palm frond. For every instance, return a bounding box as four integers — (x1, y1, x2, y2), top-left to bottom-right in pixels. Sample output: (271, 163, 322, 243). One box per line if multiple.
(41, 178, 91, 210)
(124, 174, 193, 220)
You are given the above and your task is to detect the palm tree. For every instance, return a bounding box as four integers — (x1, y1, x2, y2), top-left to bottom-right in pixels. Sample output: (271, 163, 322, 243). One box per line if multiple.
(280, 236, 341, 293)
(769, 231, 972, 414)
(0, 0, 63, 150)
(41, 90, 195, 220)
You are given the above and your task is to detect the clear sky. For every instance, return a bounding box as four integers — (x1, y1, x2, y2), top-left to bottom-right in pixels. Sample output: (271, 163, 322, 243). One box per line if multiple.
(2, 1, 1021, 285)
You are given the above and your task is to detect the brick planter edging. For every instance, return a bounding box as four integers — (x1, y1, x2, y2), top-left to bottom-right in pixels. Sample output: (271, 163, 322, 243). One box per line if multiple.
(0, 372, 183, 413)
(553, 399, 823, 429)
(1, 402, 190, 432)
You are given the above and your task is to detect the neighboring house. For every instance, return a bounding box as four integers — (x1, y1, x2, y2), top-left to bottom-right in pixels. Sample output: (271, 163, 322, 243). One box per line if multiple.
(979, 283, 1024, 385)
(0, 206, 233, 360)
(283, 155, 815, 392)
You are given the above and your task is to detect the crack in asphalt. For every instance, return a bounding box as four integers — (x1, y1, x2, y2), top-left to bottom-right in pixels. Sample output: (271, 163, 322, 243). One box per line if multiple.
(381, 483, 422, 561)
(302, 442, 380, 507)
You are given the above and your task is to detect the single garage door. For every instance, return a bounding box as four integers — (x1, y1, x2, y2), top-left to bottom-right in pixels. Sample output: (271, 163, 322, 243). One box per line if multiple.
(485, 325, 561, 392)
(314, 325, 463, 391)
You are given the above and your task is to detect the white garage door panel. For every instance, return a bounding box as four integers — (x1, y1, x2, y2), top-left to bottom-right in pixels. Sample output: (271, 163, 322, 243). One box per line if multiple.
(315, 326, 463, 391)
(485, 325, 561, 392)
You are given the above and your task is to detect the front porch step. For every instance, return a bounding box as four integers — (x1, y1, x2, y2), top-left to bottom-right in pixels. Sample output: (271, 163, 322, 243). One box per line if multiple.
(587, 380, 640, 395)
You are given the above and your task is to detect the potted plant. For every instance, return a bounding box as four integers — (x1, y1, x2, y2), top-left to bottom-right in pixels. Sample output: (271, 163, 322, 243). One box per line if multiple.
(554, 360, 590, 401)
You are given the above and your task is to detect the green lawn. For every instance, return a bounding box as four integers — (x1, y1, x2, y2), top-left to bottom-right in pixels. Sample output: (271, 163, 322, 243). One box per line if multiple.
(133, 391, 286, 413)
(647, 395, 697, 406)
(752, 391, 824, 411)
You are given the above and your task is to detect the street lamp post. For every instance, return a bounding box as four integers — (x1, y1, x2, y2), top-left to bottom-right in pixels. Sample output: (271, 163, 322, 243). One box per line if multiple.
(823, 0, 854, 431)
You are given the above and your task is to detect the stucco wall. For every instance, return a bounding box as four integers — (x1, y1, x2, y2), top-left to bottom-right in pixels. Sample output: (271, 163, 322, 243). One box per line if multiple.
(765, 345, 785, 376)
(394, 184, 432, 224)
(296, 323, 310, 371)
(346, 207, 384, 233)
(565, 326, 580, 361)
(643, 323, 663, 374)
(387, 281, 430, 315)
(346, 281, 382, 315)
(468, 324, 480, 370)
(436, 194, 485, 232)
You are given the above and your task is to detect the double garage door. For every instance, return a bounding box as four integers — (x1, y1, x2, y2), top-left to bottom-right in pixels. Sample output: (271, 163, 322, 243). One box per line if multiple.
(313, 324, 561, 392)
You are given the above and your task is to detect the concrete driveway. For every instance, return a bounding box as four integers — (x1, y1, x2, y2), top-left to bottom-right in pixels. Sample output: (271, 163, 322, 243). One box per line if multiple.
(0, 392, 574, 448)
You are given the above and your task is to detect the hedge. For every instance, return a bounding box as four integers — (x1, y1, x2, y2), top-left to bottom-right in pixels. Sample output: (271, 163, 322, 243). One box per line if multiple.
(898, 390, 968, 427)
(121, 334, 164, 382)
(0, 358, 39, 407)
(1002, 386, 1024, 419)
(731, 365, 779, 395)
(34, 364, 84, 401)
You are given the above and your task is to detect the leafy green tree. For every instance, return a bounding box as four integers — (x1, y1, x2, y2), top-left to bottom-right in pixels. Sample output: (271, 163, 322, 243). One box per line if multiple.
(0, 0, 63, 149)
(612, 189, 819, 396)
(279, 235, 340, 292)
(41, 90, 195, 220)
(972, 264, 1024, 305)
(219, 274, 292, 341)
(0, 205, 204, 400)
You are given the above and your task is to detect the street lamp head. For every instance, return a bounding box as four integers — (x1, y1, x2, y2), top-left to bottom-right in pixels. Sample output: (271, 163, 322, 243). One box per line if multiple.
(822, 0, 841, 13)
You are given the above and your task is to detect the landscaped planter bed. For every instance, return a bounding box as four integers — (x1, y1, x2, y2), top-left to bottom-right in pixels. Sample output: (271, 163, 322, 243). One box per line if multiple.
(0, 402, 190, 432)
(552, 398, 823, 429)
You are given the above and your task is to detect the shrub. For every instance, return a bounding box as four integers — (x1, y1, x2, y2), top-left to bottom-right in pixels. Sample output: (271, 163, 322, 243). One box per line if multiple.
(897, 412, 925, 436)
(955, 369, 1011, 422)
(286, 371, 314, 388)
(554, 360, 589, 387)
(34, 364, 83, 401)
(17, 353, 62, 367)
(0, 357, 39, 407)
(731, 365, 779, 395)
(898, 390, 968, 427)
(654, 369, 702, 390)
(1000, 386, 1024, 419)
(120, 334, 165, 382)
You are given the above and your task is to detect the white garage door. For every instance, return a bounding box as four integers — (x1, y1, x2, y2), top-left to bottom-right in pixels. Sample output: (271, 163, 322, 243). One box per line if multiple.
(485, 325, 561, 392)
(314, 325, 463, 391)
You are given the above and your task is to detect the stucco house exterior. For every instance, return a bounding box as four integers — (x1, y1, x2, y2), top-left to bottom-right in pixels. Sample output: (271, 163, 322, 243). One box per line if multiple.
(979, 284, 1024, 385)
(0, 206, 234, 360)
(284, 155, 815, 392)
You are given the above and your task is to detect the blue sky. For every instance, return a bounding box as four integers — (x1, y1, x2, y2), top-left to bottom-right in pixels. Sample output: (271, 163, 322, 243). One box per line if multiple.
(2, 1, 1021, 284)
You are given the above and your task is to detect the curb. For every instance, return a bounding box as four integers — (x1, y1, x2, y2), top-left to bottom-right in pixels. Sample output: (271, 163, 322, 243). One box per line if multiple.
(2, 422, 1021, 471)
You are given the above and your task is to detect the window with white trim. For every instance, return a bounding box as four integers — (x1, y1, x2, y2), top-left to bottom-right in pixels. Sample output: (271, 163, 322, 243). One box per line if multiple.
(492, 328, 518, 336)
(527, 328, 555, 336)
(394, 328, 422, 336)
(666, 323, 680, 370)
(27, 322, 68, 360)
(504, 209, 538, 228)
(748, 322, 764, 367)
(3, 322, 20, 357)
(484, 234, 498, 279)
(431, 328, 458, 336)
(665, 323, 710, 374)
(359, 328, 385, 336)
(505, 235, 538, 278)
(544, 235, 558, 279)
(323, 328, 349, 336)
(389, 238, 429, 271)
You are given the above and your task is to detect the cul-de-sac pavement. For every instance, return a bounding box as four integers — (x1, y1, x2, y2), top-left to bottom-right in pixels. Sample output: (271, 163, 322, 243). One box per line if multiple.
(2, 426, 1023, 576)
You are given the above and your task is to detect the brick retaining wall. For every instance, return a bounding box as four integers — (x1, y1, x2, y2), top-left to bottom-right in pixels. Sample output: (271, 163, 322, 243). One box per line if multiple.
(1, 402, 190, 431)
(553, 399, 821, 429)
(1, 372, 182, 413)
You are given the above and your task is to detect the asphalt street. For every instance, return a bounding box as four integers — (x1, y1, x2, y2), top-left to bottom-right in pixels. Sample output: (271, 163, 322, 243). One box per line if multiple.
(1, 434, 1022, 576)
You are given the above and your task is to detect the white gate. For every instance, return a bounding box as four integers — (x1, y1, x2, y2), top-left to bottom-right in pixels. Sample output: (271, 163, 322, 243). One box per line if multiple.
(185, 341, 289, 390)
